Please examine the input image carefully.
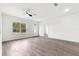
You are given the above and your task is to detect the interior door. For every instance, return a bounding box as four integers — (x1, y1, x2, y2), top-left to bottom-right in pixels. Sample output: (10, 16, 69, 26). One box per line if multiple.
(33, 23, 39, 36)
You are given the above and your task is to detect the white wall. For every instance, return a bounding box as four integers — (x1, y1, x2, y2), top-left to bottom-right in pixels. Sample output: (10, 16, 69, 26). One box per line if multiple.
(2, 13, 39, 41)
(39, 13, 79, 42)
(0, 11, 2, 56)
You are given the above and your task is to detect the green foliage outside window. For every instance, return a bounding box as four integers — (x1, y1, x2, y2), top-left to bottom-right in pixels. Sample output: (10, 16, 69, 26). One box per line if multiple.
(21, 23, 26, 32)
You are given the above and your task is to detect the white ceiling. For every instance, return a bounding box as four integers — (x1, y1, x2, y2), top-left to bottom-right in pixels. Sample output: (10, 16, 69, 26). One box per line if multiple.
(0, 3, 79, 21)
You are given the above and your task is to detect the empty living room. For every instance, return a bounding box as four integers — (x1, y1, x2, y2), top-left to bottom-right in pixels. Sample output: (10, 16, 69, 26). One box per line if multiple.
(0, 3, 79, 56)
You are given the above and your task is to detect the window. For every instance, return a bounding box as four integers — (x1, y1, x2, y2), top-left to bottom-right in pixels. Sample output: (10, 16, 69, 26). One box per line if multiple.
(13, 22, 20, 32)
(13, 22, 26, 33)
(21, 23, 26, 32)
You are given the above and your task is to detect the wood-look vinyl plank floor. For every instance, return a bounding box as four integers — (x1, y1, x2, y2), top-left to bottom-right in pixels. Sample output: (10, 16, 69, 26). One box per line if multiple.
(2, 37, 79, 56)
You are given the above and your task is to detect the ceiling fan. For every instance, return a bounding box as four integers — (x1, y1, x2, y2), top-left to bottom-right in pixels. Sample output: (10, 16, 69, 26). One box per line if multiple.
(25, 11, 32, 17)
(25, 8, 36, 17)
